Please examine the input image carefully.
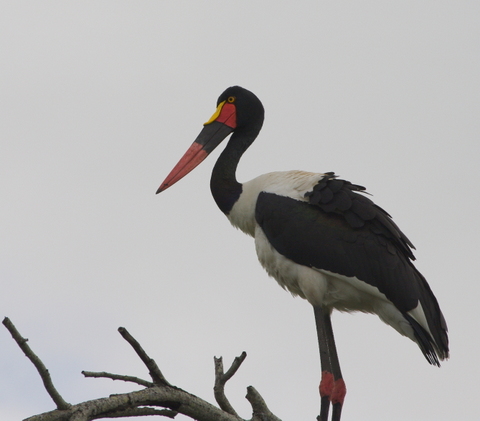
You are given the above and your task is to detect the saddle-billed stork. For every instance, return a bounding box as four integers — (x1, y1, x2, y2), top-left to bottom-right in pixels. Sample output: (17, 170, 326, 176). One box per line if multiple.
(157, 86, 449, 421)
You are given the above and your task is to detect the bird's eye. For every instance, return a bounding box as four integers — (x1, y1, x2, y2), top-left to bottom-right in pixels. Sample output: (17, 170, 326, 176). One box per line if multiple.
(227, 96, 236, 103)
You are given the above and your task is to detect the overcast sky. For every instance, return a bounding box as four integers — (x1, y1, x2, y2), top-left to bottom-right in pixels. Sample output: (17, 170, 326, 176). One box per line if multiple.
(1, 2, 479, 420)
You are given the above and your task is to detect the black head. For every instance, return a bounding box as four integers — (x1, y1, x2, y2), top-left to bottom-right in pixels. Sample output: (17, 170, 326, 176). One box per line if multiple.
(216, 86, 265, 134)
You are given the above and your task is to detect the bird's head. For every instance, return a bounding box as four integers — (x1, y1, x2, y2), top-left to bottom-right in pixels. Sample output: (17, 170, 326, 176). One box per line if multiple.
(156, 86, 264, 194)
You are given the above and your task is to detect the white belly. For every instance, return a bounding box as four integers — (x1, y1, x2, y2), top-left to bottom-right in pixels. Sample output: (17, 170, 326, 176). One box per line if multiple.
(254, 225, 416, 341)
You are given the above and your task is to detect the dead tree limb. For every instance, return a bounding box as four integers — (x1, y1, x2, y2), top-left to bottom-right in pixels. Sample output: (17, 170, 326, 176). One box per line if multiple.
(4, 317, 283, 421)
(246, 387, 282, 421)
(81, 371, 153, 388)
(117, 326, 171, 387)
(2, 317, 71, 411)
(214, 352, 247, 415)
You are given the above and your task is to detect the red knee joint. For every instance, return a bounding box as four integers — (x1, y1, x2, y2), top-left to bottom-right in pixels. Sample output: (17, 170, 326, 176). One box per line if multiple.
(331, 378, 346, 405)
(319, 371, 334, 397)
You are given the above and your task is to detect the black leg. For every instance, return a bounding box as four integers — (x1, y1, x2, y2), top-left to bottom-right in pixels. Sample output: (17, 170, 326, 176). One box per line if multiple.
(314, 306, 346, 421)
(314, 305, 332, 421)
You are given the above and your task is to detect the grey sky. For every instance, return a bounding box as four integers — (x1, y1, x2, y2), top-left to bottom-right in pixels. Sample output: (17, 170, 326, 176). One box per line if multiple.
(1, 2, 479, 420)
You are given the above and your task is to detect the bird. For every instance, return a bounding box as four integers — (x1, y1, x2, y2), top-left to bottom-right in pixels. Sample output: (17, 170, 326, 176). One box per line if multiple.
(156, 86, 449, 421)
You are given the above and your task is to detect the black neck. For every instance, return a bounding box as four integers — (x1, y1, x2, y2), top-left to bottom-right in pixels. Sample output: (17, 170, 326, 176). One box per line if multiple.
(210, 127, 262, 214)
(209, 91, 264, 214)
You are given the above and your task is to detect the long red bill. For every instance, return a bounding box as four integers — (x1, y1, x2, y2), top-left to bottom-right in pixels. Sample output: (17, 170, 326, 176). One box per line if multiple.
(156, 141, 207, 193)
(156, 121, 234, 193)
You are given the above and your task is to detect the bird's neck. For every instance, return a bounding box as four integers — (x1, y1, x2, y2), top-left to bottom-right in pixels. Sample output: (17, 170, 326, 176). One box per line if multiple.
(210, 131, 253, 215)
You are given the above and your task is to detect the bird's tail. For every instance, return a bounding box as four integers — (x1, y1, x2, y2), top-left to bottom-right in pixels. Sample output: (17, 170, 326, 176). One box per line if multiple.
(404, 271, 449, 366)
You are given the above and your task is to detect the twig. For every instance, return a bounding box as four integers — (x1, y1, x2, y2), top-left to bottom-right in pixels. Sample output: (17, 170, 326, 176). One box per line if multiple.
(214, 352, 247, 415)
(2, 317, 71, 410)
(117, 327, 171, 387)
(82, 371, 153, 388)
(246, 386, 282, 421)
(222, 352, 247, 383)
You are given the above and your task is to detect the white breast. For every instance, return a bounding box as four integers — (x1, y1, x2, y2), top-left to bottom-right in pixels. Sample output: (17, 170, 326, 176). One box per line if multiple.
(227, 170, 325, 236)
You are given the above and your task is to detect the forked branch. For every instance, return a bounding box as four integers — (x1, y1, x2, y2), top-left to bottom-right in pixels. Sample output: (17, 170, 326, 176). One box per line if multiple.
(214, 352, 247, 415)
(117, 326, 171, 387)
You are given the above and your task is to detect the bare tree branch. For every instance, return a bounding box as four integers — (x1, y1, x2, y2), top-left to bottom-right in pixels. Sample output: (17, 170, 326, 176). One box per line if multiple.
(25, 386, 244, 421)
(2, 317, 71, 411)
(81, 371, 153, 388)
(5, 318, 283, 421)
(246, 386, 282, 421)
(94, 407, 177, 418)
(214, 352, 247, 415)
(117, 326, 171, 387)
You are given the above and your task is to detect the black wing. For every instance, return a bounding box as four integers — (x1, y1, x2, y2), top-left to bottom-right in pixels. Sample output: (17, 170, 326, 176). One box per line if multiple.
(255, 173, 448, 364)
